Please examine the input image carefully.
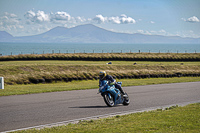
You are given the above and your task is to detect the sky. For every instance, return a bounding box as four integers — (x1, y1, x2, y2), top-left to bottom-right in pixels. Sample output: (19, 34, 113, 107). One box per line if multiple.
(0, 0, 200, 38)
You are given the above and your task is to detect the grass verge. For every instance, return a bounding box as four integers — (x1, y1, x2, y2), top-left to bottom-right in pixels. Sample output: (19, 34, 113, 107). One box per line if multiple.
(1, 77, 200, 96)
(14, 103, 200, 133)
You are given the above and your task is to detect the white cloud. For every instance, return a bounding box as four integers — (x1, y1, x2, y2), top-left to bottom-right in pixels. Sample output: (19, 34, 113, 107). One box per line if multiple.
(108, 16, 121, 24)
(136, 29, 168, 36)
(23, 11, 136, 26)
(4, 12, 18, 18)
(187, 16, 199, 22)
(93, 14, 107, 24)
(24, 10, 35, 20)
(49, 11, 73, 24)
(137, 30, 144, 34)
(109, 14, 136, 24)
(149, 29, 167, 36)
(175, 30, 200, 38)
(120, 14, 127, 18)
(75, 16, 86, 23)
(1, 12, 20, 26)
(36, 11, 50, 22)
(145, 31, 152, 35)
(159, 29, 166, 33)
(120, 14, 136, 24)
(52, 11, 71, 21)
(24, 10, 86, 24)
(136, 30, 152, 35)
(0, 12, 24, 33)
(93, 14, 136, 24)
(24, 10, 50, 24)
(150, 21, 155, 24)
(182, 16, 200, 23)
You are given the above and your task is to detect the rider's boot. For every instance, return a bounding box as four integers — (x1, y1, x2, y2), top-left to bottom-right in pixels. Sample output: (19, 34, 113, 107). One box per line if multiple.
(122, 93, 128, 98)
(119, 88, 128, 98)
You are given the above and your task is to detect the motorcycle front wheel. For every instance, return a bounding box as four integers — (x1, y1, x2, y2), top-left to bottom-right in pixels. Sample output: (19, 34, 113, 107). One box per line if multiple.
(103, 92, 115, 107)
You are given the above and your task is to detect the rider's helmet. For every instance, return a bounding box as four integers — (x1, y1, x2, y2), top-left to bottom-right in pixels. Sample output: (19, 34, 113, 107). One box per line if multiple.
(99, 71, 106, 80)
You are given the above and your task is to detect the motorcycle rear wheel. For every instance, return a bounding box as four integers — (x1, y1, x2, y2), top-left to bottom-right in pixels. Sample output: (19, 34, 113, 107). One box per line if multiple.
(103, 92, 115, 107)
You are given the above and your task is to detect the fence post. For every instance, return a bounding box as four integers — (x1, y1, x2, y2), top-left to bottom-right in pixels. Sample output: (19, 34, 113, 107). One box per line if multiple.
(52, 50, 54, 54)
(0, 77, 4, 89)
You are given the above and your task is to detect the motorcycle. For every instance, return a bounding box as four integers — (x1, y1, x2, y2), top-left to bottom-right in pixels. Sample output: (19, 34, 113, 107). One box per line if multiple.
(98, 80, 130, 107)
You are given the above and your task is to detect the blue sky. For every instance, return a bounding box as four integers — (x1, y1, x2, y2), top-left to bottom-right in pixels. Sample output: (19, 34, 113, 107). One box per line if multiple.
(0, 0, 200, 38)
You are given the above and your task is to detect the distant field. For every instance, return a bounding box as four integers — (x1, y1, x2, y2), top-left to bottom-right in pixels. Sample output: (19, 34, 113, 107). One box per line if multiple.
(0, 60, 200, 85)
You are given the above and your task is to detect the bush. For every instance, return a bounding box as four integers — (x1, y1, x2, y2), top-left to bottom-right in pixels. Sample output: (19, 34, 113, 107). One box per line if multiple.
(1, 53, 199, 61)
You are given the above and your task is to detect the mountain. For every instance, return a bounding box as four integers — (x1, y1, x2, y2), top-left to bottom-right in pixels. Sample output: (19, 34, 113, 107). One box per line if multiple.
(0, 24, 200, 43)
(0, 31, 14, 42)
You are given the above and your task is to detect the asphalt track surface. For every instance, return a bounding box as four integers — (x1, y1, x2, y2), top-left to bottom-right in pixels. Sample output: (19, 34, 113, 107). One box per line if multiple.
(0, 82, 200, 132)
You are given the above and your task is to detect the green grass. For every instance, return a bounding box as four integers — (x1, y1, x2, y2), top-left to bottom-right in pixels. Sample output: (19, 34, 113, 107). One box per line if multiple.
(14, 103, 200, 133)
(1, 77, 200, 96)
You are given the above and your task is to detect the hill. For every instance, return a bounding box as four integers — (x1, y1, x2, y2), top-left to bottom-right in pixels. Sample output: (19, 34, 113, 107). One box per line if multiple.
(0, 24, 199, 43)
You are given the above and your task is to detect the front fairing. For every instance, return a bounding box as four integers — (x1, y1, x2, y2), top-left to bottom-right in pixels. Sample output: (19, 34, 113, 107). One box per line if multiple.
(99, 80, 108, 93)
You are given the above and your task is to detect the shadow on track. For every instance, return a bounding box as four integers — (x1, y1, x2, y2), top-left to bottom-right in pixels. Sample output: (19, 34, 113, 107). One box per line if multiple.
(69, 105, 109, 108)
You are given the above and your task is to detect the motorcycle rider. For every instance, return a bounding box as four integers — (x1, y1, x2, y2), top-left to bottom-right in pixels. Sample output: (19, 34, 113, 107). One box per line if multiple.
(99, 71, 127, 97)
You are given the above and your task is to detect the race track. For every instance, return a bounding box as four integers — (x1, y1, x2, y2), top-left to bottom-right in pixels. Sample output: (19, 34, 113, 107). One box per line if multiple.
(0, 82, 200, 132)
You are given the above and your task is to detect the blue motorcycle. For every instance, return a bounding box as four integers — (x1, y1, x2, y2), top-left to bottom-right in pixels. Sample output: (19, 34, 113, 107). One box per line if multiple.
(98, 80, 130, 107)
